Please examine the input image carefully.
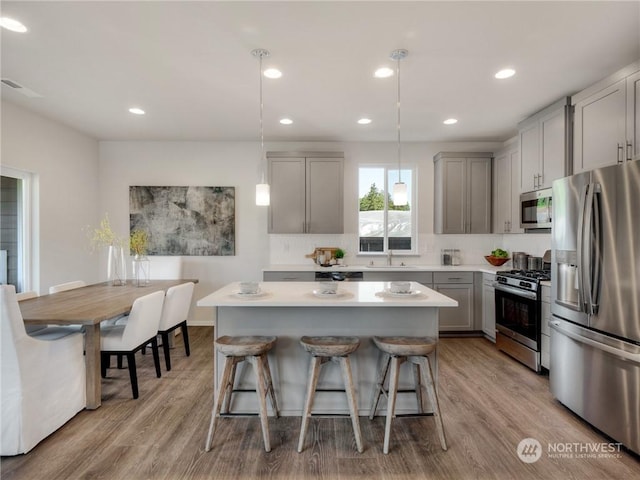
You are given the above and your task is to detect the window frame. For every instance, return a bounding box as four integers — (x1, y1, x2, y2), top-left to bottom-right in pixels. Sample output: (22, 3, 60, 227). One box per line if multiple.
(357, 163, 418, 256)
(1, 166, 35, 292)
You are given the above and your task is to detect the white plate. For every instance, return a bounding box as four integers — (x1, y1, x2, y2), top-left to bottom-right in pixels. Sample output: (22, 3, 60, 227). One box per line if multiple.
(312, 290, 347, 298)
(233, 290, 268, 298)
(380, 289, 423, 298)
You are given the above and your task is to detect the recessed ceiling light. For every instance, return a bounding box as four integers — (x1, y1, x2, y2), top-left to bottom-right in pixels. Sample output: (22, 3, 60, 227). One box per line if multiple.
(279, 118, 293, 125)
(495, 68, 516, 79)
(357, 118, 372, 125)
(443, 118, 458, 125)
(0, 17, 27, 33)
(374, 67, 394, 78)
(128, 107, 145, 115)
(263, 68, 282, 79)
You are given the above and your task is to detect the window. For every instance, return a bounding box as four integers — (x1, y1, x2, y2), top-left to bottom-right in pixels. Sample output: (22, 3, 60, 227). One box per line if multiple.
(358, 165, 415, 254)
(1, 167, 33, 292)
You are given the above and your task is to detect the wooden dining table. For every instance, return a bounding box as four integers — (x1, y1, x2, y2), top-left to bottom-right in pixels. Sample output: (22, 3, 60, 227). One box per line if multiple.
(19, 279, 198, 409)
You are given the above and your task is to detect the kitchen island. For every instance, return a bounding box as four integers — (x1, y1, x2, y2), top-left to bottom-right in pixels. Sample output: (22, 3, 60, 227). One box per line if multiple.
(197, 281, 457, 416)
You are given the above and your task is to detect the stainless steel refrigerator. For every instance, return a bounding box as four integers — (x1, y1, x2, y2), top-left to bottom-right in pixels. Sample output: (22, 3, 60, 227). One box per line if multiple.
(550, 159, 640, 455)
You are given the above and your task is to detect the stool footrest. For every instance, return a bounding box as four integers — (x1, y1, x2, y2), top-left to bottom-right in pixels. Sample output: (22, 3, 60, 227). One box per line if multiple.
(390, 412, 434, 418)
(307, 413, 356, 418)
(315, 388, 347, 393)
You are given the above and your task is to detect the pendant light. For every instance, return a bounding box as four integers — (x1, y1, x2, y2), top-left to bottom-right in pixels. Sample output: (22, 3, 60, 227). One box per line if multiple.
(253, 48, 270, 206)
(391, 49, 408, 206)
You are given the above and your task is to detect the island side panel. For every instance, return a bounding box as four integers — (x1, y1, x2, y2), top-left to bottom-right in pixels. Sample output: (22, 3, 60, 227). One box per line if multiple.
(214, 305, 439, 416)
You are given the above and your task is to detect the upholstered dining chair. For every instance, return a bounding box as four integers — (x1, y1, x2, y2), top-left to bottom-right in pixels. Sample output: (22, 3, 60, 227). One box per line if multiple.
(157, 282, 194, 371)
(16, 291, 47, 336)
(100, 290, 165, 399)
(1, 285, 86, 455)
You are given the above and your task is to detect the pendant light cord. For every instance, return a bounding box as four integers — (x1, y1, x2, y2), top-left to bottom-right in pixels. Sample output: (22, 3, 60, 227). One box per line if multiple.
(396, 55, 402, 184)
(259, 53, 265, 184)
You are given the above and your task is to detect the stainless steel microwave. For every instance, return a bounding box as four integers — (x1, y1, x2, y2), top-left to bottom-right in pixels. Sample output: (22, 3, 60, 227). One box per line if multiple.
(520, 188, 552, 231)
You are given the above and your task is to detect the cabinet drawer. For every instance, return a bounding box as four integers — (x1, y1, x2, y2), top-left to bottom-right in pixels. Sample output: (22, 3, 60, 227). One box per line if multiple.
(263, 271, 315, 282)
(434, 272, 473, 284)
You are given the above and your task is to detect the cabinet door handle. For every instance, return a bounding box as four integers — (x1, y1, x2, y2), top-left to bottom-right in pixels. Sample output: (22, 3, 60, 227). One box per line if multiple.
(618, 143, 624, 164)
(627, 141, 633, 161)
(538, 173, 543, 187)
(533, 174, 538, 189)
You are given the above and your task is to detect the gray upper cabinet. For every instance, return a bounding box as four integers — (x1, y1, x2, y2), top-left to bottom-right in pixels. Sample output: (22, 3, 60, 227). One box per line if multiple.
(434, 152, 492, 234)
(493, 140, 522, 234)
(518, 97, 570, 193)
(267, 152, 344, 234)
(572, 61, 640, 173)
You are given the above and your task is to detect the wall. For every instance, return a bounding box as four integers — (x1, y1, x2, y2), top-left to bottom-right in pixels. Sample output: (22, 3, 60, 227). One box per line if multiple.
(100, 139, 551, 327)
(1, 101, 100, 293)
(99, 141, 272, 325)
(1, 102, 550, 322)
(266, 141, 552, 267)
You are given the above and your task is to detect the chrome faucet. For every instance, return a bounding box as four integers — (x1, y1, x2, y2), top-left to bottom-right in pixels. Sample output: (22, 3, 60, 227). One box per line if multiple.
(387, 249, 393, 266)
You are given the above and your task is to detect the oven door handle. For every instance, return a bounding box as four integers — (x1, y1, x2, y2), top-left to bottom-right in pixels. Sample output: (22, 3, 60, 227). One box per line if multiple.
(492, 283, 538, 300)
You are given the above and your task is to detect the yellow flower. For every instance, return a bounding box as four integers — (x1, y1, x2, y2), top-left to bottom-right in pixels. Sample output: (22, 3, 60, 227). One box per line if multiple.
(130, 229, 148, 256)
(87, 213, 125, 250)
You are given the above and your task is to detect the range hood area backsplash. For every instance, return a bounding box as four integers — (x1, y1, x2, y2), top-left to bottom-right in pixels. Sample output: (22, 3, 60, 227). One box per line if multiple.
(269, 233, 551, 266)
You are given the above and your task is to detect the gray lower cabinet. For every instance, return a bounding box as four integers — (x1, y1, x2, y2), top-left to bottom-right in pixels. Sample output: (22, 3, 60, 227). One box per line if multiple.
(433, 272, 474, 332)
(482, 273, 496, 341)
(263, 271, 315, 282)
(541, 285, 551, 370)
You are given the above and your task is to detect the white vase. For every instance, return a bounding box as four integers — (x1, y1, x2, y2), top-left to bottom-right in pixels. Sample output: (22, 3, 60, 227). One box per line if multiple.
(107, 245, 127, 286)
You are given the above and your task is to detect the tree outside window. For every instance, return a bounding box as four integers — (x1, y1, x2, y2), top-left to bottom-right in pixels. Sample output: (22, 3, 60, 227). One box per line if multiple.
(358, 166, 414, 253)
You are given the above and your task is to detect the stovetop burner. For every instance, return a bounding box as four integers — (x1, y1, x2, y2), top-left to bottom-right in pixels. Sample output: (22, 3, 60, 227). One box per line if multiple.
(495, 269, 551, 293)
(497, 269, 551, 281)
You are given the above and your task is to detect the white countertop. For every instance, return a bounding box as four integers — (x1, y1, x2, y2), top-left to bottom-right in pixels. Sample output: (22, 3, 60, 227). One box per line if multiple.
(263, 264, 503, 275)
(197, 281, 459, 308)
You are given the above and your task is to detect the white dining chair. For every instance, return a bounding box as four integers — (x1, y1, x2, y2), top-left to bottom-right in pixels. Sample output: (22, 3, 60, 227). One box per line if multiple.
(49, 280, 86, 294)
(158, 282, 194, 371)
(100, 290, 165, 399)
(1, 285, 86, 455)
(25, 281, 88, 339)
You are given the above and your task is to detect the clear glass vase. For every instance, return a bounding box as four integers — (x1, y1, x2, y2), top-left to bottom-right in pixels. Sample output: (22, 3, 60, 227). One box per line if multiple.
(132, 254, 150, 287)
(107, 245, 127, 286)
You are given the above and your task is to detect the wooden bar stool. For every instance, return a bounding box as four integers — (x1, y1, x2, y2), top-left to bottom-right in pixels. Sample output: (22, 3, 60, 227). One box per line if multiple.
(205, 335, 279, 452)
(368, 336, 447, 454)
(298, 336, 363, 453)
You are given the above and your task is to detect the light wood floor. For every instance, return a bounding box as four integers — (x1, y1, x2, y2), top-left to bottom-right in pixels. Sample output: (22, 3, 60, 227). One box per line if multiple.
(2, 327, 639, 479)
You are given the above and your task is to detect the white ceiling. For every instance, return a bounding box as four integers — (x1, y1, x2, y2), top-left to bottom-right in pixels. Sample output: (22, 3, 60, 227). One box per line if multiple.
(1, 1, 639, 143)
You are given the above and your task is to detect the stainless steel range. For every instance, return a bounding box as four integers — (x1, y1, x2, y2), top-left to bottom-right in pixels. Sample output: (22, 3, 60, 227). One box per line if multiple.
(494, 269, 550, 373)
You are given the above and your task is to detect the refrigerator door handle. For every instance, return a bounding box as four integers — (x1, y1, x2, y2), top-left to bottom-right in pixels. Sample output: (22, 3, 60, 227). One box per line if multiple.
(581, 184, 595, 314)
(550, 320, 640, 364)
(576, 183, 589, 312)
(590, 184, 602, 315)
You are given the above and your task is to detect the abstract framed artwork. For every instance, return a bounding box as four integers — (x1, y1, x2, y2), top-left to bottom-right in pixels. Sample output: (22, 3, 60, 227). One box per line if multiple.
(129, 186, 235, 256)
